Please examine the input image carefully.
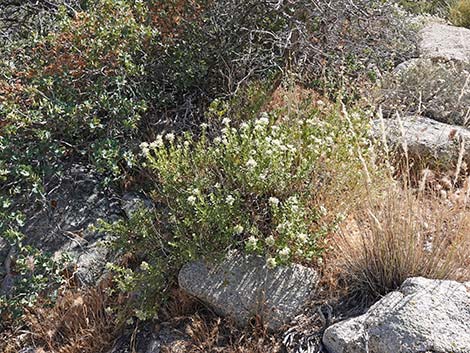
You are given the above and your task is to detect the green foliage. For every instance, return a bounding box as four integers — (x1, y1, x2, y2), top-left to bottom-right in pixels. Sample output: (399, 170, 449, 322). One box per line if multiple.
(0, 231, 69, 327)
(100, 90, 372, 320)
(0, 0, 415, 326)
(450, 0, 470, 27)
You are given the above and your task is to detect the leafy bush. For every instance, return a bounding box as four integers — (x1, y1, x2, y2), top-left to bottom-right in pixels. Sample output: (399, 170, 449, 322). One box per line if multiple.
(99, 87, 373, 320)
(0, 231, 69, 327)
(0, 0, 416, 238)
(0, 0, 415, 326)
(450, 0, 470, 28)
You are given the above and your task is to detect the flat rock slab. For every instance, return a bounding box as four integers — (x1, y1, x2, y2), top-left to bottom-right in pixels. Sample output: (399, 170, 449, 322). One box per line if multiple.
(178, 253, 319, 331)
(323, 277, 470, 353)
(371, 116, 470, 164)
(419, 23, 470, 63)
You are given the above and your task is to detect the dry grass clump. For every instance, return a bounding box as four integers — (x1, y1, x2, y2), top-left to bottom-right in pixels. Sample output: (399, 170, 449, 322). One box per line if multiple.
(160, 314, 283, 353)
(450, 0, 470, 28)
(20, 287, 115, 353)
(156, 288, 283, 353)
(330, 177, 470, 307)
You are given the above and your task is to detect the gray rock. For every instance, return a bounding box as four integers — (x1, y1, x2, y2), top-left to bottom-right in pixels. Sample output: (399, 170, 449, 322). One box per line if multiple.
(121, 192, 154, 219)
(379, 23, 470, 126)
(419, 23, 470, 63)
(380, 58, 470, 126)
(323, 277, 470, 353)
(371, 115, 470, 164)
(0, 164, 124, 287)
(178, 252, 319, 331)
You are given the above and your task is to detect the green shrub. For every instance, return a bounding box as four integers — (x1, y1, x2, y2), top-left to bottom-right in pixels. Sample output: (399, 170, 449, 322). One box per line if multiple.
(450, 0, 470, 28)
(0, 230, 69, 327)
(100, 90, 373, 320)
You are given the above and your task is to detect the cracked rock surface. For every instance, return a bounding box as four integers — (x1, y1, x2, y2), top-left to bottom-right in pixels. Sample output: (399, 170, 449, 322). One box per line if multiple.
(323, 277, 470, 353)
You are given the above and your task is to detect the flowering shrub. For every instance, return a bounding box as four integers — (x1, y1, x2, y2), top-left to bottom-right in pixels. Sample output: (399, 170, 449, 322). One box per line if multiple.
(142, 101, 368, 267)
(99, 96, 372, 320)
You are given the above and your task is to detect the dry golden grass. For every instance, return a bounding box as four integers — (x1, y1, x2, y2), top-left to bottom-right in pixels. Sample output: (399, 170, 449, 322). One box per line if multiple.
(15, 286, 116, 353)
(450, 0, 470, 28)
(158, 314, 283, 353)
(328, 175, 470, 307)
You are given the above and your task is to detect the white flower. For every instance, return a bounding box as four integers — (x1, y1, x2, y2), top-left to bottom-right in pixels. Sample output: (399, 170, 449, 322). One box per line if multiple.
(286, 144, 296, 153)
(246, 158, 257, 169)
(246, 236, 258, 248)
(165, 133, 175, 142)
(214, 137, 222, 144)
(256, 113, 270, 126)
(183, 140, 190, 147)
(226, 194, 235, 205)
(135, 309, 147, 321)
(150, 135, 164, 148)
(240, 122, 249, 131)
(140, 142, 150, 154)
(266, 257, 277, 269)
(297, 233, 308, 243)
(268, 197, 280, 207)
(140, 261, 150, 271)
(254, 124, 265, 132)
(187, 195, 197, 205)
(234, 224, 244, 234)
(200, 123, 208, 129)
(288, 196, 299, 204)
(278, 247, 291, 259)
(258, 112, 269, 125)
(192, 188, 200, 195)
(265, 235, 275, 246)
(222, 117, 231, 125)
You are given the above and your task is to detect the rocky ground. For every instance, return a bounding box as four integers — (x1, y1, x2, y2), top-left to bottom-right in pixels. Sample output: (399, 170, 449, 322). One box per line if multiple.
(1, 7, 470, 353)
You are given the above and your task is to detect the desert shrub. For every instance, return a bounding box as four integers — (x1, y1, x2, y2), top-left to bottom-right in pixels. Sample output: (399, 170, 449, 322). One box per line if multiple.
(0, 0, 82, 45)
(332, 181, 470, 306)
(398, 0, 451, 15)
(0, 0, 416, 238)
(0, 230, 69, 327)
(0, 0, 415, 325)
(450, 0, 470, 27)
(99, 86, 374, 320)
